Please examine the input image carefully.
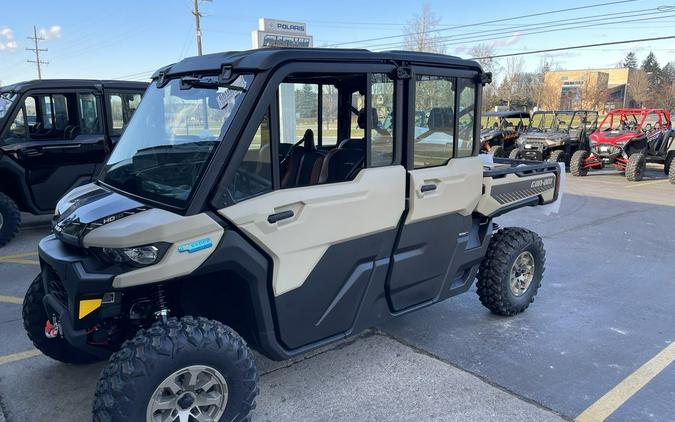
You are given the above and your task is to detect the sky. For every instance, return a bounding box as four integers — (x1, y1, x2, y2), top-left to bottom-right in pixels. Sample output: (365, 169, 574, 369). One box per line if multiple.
(1, 0, 674, 86)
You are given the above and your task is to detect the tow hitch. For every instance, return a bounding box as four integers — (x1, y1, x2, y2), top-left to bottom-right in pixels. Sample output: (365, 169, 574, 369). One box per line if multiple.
(44, 316, 62, 339)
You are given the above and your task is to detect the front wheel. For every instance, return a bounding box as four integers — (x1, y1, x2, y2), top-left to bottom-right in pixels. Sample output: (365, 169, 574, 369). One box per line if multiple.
(0, 192, 20, 247)
(570, 150, 590, 177)
(93, 316, 258, 422)
(668, 155, 675, 185)
(625, 152, 646, 182)
(477, 227, 545, 316)
(22, 274, 103, 364)
(490, 145, 505, 158)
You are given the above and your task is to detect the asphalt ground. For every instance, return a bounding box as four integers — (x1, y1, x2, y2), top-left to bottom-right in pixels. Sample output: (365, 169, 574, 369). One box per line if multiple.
(0, 165, 673, 421)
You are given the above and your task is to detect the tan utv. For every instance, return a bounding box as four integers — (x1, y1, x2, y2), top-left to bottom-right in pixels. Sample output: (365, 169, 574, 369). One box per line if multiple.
(22, 48, 561, 422)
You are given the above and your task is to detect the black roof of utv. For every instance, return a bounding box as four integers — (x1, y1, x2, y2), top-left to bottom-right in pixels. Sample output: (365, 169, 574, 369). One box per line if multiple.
(1, 79, 148, 93)
(153, 48, 485, 79)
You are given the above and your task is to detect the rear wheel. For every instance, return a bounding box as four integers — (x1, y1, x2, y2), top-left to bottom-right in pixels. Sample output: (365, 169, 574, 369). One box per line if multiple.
(548, 150, 566, 168)
(477, 227, 545, 316)
(490, 145, 505, 158)
(625, 152, 646, 182)
(0, 192, 20, 247)
(93, 316, 258, 422)
(668, 155, 675, 185)
(508, 148, 521, 159)
(22, 274, 103, 364)
(570, 150, 589, 177)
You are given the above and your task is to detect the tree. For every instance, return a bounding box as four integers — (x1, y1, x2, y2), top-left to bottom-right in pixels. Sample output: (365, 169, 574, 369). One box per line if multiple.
(641, 51, 662, 89)
(629, 70, 650, 108)
(622, 52, 638, 69)
(469, 43, 501, 111)
(403, 4, 446, 54)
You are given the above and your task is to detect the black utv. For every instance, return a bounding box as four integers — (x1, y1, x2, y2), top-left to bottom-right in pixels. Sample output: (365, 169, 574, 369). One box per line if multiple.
(0, 80, 147, 246)
(479, 111, 530, 157)
(510, 110, 598, 166)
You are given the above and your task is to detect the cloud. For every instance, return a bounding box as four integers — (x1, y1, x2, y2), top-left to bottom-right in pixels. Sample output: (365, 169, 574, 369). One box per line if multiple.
(0, 26, 17, 52)
(39, 25, 62, 40)
(490, 32, 521, 48)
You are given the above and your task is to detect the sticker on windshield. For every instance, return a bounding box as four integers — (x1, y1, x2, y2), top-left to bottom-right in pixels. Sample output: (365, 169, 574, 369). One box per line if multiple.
(216, 76, 248, 110)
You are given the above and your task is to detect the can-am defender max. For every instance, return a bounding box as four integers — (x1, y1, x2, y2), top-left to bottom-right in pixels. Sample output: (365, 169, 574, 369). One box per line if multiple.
(511, 110, 598, 167)
(479, 111, 530, 157)
(22, 49, 562, 422)
(0, 80, 147, 246)
(570, 108, 675, 182)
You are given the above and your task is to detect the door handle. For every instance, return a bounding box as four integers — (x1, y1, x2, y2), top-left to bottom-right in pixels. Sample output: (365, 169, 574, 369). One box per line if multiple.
(22, 148, 43, 157)
(267, 210, 294, 224)
(420, 184, 437, 193)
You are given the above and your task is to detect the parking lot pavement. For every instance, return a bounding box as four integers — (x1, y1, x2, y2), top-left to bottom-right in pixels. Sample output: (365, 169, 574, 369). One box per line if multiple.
(0, 169, 674, 421)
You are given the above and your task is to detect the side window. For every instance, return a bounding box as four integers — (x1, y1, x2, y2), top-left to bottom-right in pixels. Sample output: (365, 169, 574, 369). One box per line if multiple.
(279, 83, 318, 144)
(321, 85, 338, 146)
(350, 91, 365, 139)
(52, 95, 69, 132)
(39, 96, 54, 129)
(414, 75, 455, 168)
(108, 93, 143, 136)
(78, 94, 102, 135)
(8, 106, 27, 139)
(224, 112, 273, 203)
(456, 78, 475, 158)
(25, 97, 37, 128)
(371, 73, 395, 166)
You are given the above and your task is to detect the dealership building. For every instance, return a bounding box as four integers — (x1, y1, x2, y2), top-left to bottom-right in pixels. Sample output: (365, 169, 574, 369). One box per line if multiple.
(542, 67, 648, 112)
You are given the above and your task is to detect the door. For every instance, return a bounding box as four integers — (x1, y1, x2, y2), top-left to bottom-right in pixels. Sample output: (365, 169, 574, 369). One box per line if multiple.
(386, 69, 484, 312)
(0, 90, 107, 211)
(218, 69, 406, 350)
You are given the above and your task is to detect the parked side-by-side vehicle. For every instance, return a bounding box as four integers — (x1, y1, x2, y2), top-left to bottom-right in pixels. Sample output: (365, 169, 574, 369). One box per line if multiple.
(511, 110, 598, 167)
(479, 110, 530, 157)
(570, 108, 674, 182)
(0, 80, 148, 246)
(21, 49, 561, 422)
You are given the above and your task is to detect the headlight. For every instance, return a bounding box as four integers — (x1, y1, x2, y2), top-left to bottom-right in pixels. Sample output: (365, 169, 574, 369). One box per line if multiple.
(98, 244, 166, 267)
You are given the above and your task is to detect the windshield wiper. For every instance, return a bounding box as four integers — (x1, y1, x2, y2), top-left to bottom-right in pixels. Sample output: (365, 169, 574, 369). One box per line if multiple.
(180, 76, 247, 92)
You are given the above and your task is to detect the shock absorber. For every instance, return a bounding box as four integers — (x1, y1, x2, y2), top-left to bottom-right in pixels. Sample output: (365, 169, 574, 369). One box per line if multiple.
(153, 285, 170, 322)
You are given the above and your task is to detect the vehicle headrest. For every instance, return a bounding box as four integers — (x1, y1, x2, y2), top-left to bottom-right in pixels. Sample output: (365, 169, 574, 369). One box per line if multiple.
(428, 107, 454, 131)
(357, 108, 379, 130)
(302, 128, 315, 150)
(338, 138, 366, 150)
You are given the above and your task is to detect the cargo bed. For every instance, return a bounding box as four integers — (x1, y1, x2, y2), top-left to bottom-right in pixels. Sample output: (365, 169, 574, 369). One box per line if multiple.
(477, 157, 561, 218)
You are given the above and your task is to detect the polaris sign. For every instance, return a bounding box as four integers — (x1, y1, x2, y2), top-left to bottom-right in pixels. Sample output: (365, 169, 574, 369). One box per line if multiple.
(253, 18, 313, 48)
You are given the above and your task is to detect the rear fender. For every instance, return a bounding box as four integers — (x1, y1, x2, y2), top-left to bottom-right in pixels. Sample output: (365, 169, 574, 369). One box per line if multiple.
(0, 154, 41, 213)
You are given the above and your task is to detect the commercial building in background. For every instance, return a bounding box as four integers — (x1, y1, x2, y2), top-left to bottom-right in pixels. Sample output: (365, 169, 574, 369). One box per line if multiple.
(252, 18, 313, 49)
(542, 67, 649, 112)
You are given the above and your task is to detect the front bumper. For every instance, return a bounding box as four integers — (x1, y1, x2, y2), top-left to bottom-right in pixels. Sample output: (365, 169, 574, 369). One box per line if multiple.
(38, 235, 123, 357)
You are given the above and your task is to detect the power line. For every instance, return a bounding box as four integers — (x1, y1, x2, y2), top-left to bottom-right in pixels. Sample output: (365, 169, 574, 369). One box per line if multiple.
(361, 6, 665, 50)
(322, 0, 638, 47)
(26, 26, 48, 80)
(371, 11, 675, 52)
(469, 35, 675, 60)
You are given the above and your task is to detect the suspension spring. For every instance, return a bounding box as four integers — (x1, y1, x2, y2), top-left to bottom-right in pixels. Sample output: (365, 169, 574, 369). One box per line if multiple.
(153, 285, 170, 322)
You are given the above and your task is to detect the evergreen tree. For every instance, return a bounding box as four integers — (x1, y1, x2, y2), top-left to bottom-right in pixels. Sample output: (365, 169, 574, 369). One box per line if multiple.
(641, 51, 662, 88)
(622, 52, 638, 68)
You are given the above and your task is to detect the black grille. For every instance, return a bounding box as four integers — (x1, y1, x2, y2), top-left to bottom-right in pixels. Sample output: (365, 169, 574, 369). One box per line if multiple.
(45, 266, 68, 306)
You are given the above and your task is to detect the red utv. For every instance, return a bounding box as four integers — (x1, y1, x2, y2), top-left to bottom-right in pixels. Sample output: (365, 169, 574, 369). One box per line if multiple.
(570, 108, 675, 183)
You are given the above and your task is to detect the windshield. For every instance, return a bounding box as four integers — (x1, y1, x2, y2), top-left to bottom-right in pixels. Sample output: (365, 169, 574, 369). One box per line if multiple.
(0, 92, 16, 123)
(99, 74, 252, 208)
(530, 112, 554, 131)
(553, 112, 573, 131)
(598, 112, 641, 131)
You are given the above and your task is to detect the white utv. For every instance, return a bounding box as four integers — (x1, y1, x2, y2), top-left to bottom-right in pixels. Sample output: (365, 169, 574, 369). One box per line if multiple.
(22, 48, 561, 422)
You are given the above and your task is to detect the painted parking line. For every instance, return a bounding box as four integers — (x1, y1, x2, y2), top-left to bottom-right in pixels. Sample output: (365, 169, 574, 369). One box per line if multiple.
(0, 295, 23, 305)
(624, 180, 668, 188)
(0, 349, 41, 367)
(0, 251, 39, 266)
(576, 342, 675, 422)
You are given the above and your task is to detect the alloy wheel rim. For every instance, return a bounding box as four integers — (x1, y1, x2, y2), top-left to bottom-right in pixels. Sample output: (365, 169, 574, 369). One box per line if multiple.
(509, 251, 535, 297)
(147, 365, 228, 422)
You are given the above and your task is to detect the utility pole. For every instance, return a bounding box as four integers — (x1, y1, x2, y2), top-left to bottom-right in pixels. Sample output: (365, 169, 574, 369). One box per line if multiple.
(26, 26, 48, 80)
(193, 0, 204, 56)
